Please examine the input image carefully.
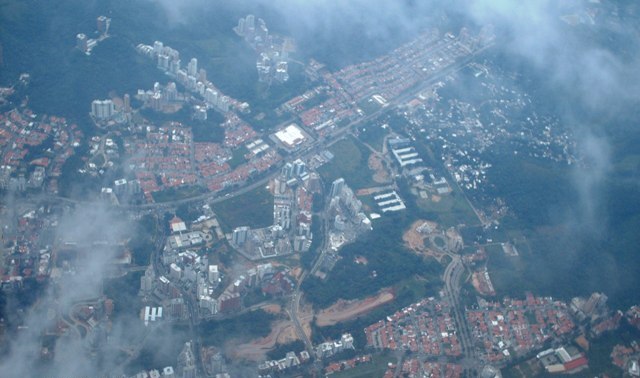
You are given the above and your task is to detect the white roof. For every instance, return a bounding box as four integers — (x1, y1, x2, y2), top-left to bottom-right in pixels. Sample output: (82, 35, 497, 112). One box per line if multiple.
(171, 221, 187, 233)
(275, 124, 305, 147)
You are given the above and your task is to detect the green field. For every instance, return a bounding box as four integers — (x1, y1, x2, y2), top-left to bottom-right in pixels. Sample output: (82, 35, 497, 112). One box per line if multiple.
(318, 136, 376, 190)
(357, 97, 384, 115)
(152, 185, 206, 203)
(357, 123, 390, 152)
(227, 146, 249, 169)
(213, 186, 273, 231)
(331, 354, 396, 378)
(414, 189, 480, 228)
(303, 212, 443, 309)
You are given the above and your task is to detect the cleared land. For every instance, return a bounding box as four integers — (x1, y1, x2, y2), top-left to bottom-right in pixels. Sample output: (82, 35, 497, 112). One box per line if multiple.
(368, 154, 391, 184)
(402, 220, 447, 262)
(228, 320, 299, 361)
(316, 290, 395, 326)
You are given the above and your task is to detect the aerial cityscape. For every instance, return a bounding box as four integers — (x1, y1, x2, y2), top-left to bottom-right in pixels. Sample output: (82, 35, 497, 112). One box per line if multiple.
(0, 1, 639, 377)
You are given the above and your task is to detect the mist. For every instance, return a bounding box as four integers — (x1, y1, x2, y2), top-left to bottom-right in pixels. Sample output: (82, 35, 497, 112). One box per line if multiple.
(1, 0, 639, 375)
(147, 0, 640, 295)
(0, 203, 135, 378)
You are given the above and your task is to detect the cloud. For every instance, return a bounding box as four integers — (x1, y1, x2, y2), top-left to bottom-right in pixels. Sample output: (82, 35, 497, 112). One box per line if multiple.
(573, 132, 611, 229)
(0, 203, 132, 378)
(466, 0, 640, 110)
(2, 0, 637, 374)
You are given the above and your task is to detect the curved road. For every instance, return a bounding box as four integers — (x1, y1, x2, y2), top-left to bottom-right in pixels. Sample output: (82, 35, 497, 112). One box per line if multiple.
(443, 256, 478, 369)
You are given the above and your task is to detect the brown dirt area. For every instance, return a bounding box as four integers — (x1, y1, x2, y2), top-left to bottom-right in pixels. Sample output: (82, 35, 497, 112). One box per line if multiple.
(356, 186, 391, 196)
(290, 267, 303, 281)
(226, 302, 314, 362)
(368, 154, 391, 184)
(315, 290, 394, 327)
(471, 273, 484, 295)
(260, 304, 282, 314)
(402, 220, 447, 262)
(575, 335, 590, 351)
(228, 320, 299, 362)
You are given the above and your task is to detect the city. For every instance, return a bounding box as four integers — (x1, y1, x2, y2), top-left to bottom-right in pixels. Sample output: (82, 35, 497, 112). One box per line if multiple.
(1, 1, 640, 377)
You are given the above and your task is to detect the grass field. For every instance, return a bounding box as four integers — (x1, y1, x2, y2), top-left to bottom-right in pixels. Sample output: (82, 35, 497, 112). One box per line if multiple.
(415, 190, 480, 228)
(357, 97, 384, 115)
(227, 146, 248, 169)
(331, 354, 396, 378)
(356, 123, 389, 152)
(152, 185, 206, 203)
(213, 186, 273, 232)
(318, 136, 376, 190)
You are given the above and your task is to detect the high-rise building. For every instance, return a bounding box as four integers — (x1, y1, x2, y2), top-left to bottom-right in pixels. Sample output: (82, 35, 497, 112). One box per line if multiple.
(128, 179, 141, 194)
(236, 18, 245, 36)
(330, 178, 345, 198)
(232, 226, 249, 246)
(187, 75, 197, 91)
(164, 82, 178, 102)
(91, 99, 116, 120)
(583, 292, 608, 316)
(218, 96, 230, 112)
(170, 263, 182, 280)
(274, 205, 291, 230)
(257, 53, 271, 83)
(157, 54, 170, 70)
(169, 58, 180, 74)
(153, 41, 164, 56)
(113, 178, 128, 195)
(150, 92, 163, 111)
(293, 235, 307, 252)
(198, 68, 207, 83)
(293, 159, 306, 177)
(246, 15, 255, 31)
(281, 162, 294, 179)
(187, 58, 198, 77)
(96, 16, 111, 35)
(123, 93, 131, 112)
(140, 266, 155, 293)
(208, 265, 219, 284)
(275, 61, 289, 82)
(273, 178, 287, 195)
(162, 366, 175, 378)
(76, 33, 88, 52)
(256, 18, 269, 41)
(205, 88, 218, 106)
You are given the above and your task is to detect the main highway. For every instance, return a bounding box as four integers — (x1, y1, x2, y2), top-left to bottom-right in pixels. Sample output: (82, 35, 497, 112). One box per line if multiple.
(46, 43, 492, 218)
(443, 255, 480, 370)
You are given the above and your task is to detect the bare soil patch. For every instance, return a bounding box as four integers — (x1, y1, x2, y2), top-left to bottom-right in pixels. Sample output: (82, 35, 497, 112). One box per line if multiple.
(402, 220, 447, 262)
(368, 155, 390, 184)
(316, 290, 394, 327)
(228, 320, 298, 361)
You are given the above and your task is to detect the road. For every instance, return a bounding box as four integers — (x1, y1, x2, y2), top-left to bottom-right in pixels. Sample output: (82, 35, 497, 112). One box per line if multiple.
(281, 49, 492, 371)
(443, 256, 479, 370)
(46, 42, 491, 217)
(40, 42, 492, 375)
